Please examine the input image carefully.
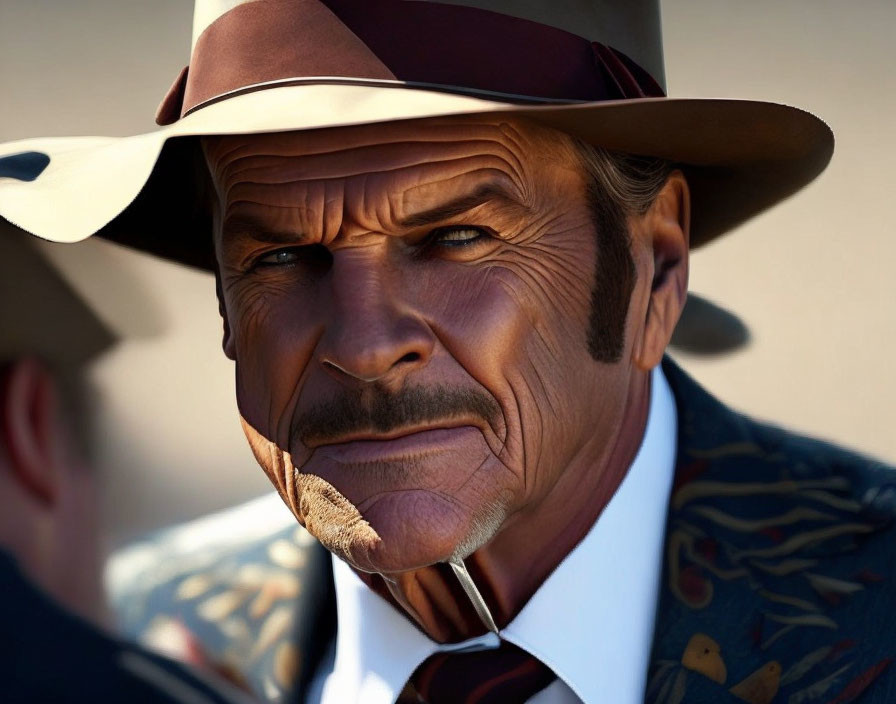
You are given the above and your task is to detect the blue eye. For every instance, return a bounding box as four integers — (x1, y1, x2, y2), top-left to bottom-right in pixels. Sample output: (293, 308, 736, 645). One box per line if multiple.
(253, 244, 333, 273)
(256, 249, 300, 266)
(430, 226, 487, 246)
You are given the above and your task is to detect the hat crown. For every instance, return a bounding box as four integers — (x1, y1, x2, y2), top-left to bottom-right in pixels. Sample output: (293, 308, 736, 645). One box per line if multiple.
(191, 0, 665, 89)
(434, 0, 664, 89)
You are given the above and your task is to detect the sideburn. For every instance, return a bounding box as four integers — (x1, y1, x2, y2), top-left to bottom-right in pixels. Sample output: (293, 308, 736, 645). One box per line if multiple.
(584, 179, 636, 363)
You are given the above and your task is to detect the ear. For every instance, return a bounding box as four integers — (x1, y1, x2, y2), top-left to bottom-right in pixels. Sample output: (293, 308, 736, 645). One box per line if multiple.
(207, 172, 236, 362)
(214, 268, 236, 360)
(199, 144, 236, 360)
(0, 359, 61, 506)
(633, 170, 690, 371)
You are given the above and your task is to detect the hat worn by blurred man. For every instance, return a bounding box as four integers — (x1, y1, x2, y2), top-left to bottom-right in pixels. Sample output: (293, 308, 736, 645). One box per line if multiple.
(2, 1, 895, 703)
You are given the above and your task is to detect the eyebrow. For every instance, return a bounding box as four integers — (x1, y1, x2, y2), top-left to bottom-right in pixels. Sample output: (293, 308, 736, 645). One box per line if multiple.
(220, 214, 306, 245)
(397, 183, 527, 229)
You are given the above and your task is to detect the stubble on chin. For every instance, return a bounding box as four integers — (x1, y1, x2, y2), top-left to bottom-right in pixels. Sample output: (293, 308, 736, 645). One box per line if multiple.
(449, 494, 510, 563)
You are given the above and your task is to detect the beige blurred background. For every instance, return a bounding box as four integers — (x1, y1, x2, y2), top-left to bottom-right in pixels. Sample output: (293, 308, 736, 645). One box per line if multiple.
(1, 0, 893, 548)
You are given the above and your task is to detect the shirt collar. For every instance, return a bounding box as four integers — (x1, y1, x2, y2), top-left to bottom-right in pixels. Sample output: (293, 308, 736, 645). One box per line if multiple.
(321, 366, 677, 704)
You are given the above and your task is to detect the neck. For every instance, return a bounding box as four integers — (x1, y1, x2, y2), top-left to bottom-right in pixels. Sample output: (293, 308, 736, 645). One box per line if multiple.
(356, 368, 653, 642)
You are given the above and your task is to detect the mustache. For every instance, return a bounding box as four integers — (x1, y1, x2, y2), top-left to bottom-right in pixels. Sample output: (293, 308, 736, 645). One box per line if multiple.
(293, 385, 501, 447)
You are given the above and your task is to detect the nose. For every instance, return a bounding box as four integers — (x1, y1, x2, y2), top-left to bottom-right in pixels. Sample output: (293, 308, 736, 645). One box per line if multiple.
(318, 251, 435, 387)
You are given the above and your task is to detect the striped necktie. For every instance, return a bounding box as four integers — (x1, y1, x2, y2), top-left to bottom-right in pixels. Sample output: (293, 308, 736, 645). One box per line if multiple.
(405, 640, 557, 704)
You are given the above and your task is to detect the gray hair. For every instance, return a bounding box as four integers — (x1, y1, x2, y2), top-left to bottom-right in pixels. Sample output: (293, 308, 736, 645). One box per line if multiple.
(575, 142, 674, 216)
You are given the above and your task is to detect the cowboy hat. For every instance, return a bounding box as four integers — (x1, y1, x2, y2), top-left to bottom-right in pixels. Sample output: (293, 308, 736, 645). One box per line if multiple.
(0, 0, 833, 270)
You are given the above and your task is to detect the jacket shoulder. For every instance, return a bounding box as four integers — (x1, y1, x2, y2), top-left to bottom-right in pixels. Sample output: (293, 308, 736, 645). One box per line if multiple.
(650, 358, 896, 704)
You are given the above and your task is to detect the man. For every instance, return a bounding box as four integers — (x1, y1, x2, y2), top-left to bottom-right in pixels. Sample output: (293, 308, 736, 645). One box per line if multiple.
(0, 225, 256, 703)
(2, 2, 894, 703)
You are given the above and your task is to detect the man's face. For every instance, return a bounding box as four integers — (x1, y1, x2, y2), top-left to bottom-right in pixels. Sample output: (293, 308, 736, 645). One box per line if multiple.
(206, 117, 651, 575)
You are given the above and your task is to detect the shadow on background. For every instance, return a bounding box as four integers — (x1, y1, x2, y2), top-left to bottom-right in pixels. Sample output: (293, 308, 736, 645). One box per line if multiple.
(670, 293, 750, 356)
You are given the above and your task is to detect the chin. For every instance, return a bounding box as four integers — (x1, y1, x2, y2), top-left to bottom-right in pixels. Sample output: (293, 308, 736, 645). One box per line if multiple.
(295, 473, 507, 574)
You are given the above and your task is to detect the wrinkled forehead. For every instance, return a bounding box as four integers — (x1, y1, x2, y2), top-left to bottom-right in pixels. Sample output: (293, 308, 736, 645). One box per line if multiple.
(202, 115, 580, 206)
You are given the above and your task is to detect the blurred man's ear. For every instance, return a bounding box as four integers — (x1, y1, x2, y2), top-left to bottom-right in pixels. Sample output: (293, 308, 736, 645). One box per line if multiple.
(0, 358, 62, 506)
(0, 358, 106, 625)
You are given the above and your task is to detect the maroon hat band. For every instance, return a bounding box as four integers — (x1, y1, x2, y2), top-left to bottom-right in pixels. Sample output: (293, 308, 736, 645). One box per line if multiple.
(156, 0, 665, 126)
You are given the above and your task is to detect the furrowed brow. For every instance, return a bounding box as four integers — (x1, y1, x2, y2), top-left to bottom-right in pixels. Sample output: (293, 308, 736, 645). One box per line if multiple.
(220, 214, 306, 245)
(398, 183, 527, 229)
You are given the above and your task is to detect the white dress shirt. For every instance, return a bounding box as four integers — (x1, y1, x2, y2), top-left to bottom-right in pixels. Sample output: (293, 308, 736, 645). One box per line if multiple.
(316, 366, 677, 704)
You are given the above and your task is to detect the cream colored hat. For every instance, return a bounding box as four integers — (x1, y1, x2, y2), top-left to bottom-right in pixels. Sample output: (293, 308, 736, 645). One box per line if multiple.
(0, 0, 833, 270)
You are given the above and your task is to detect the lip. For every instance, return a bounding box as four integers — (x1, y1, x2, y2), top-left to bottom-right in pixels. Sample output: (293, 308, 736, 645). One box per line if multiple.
(313, 425, 481, 463)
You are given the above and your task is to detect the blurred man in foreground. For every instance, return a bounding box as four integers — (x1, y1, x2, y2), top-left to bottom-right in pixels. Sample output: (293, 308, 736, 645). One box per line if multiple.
(0, 227, 253, 703)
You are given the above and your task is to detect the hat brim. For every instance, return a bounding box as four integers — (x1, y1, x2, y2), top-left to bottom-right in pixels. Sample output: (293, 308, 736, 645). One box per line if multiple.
(0, 82, 833, 270)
